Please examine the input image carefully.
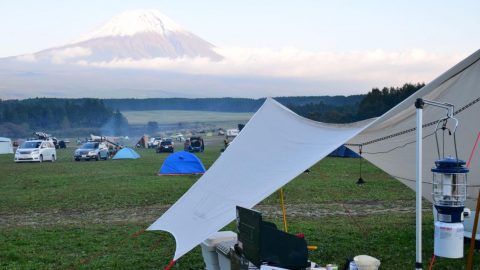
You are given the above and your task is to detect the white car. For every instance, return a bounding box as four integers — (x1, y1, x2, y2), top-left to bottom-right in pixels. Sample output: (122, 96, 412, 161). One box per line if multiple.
(74, 142, 109, 161)
(148, 137, 162, 148)
(226, 129, 239, 138)
(14, 140, 57, 163)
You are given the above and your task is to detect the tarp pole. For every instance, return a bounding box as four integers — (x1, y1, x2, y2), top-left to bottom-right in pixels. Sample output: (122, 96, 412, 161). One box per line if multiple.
(279, 188, 288, 232)
(415, 98, 424, 270)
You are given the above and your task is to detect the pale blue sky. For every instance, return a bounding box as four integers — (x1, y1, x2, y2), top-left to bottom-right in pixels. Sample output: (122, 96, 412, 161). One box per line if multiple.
(1, 0, 479, 58)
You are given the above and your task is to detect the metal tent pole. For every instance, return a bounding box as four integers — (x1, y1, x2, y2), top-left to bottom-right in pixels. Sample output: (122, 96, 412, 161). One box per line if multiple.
(415, 98, 424, 270)
(413, 98, 455, 269)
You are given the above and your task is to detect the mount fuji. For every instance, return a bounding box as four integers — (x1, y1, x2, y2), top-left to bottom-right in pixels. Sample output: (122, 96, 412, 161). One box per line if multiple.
(0, 9, 330, 99)
(15, 10, 223, 64)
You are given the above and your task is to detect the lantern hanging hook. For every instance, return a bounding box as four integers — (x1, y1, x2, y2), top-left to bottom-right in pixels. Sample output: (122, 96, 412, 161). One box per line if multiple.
(421, 100, 459, 161)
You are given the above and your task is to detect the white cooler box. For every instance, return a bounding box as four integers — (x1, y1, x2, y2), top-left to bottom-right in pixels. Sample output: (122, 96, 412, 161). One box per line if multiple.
(216, 240, 238, 270)
(200, 231, 237, 270)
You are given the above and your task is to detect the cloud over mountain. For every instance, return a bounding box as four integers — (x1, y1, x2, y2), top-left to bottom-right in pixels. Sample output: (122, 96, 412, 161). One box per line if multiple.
(15, 9, 223, 64)
(0, 9, 467, 99)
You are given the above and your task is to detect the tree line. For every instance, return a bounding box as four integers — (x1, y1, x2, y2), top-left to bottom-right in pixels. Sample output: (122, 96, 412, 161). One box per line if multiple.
(103, 95, 364, 112)
(287, 83, 425, 123)
(0, 83, 424, 137)
(0, 98, 127, 137)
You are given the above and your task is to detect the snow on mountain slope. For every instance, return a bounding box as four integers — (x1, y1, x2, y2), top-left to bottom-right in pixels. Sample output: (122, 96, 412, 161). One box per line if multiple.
(74, 9, 185, 42)
(15, 9, 223, 63)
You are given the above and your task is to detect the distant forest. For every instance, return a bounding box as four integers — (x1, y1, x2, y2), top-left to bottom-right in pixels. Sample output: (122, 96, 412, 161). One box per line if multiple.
(0, 99, 128, 137)
(287, 83, 425, 123)
(103, 96, 364, 112)
(0, 83, 424, 137)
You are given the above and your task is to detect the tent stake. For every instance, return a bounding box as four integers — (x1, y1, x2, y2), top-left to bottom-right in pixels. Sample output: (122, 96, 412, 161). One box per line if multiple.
(279, 188, 288, 232)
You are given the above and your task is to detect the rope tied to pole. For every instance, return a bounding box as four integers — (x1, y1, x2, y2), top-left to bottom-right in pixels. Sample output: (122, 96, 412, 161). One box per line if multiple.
(465, 131, 480, 270)
(279, 188, 288, 232)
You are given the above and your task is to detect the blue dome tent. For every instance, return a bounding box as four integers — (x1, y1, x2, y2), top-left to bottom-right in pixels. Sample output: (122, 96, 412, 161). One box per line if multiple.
(159, 151, 206, 176)
(112, 147, 140, 160)
(328, 145, 360, 158)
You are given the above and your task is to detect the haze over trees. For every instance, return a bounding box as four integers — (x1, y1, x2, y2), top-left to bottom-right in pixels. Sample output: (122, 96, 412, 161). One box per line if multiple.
(0, 99, 121, 137)
(0, 83, 424, 137)
(103, 96, 364, 112)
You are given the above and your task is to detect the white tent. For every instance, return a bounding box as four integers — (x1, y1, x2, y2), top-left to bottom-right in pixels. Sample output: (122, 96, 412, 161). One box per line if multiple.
(148, 49, 480, 260)
(348, 49, 480, 205)
(348, 49, 480, 236)
(0, 137, 14, 154)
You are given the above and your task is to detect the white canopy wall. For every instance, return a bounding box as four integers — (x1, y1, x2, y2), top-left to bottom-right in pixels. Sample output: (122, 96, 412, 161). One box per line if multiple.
(348, 49, 480, 209)
(147, 98, 373, 260)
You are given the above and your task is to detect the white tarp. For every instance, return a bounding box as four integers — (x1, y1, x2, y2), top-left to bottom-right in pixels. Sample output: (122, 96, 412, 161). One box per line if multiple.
(149, 49, 480, 260)
(147, 98, 373, 260)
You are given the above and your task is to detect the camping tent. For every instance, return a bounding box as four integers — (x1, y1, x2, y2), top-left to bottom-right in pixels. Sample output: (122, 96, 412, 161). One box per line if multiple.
(0, 137, 13, 154)
(159, 151, 206, 175)
(148, 49, 480, 261)
(328, 145, 360, 158)
(136, 135, 149, 148)
(347, 49, 480, 237)
(112, 147, 140, 160)
(347, 49, 480, 207)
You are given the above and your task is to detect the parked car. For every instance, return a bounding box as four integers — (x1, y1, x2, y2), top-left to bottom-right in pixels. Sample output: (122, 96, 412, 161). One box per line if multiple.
(226, 129, 239, 139)
(74, 142, 109, 161)
(148, 137, 163, 148)
(186, 136, 204, 152)
(14, 140, 56, 163)
(172, 133, 185, 142)
(157, 140, 174, 153)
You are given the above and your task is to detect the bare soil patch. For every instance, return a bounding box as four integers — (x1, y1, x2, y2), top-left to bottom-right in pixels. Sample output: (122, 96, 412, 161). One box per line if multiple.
(0, 200, 424, 228)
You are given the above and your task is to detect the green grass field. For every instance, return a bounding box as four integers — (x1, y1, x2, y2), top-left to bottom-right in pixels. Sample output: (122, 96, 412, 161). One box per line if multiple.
(122, 110, 253, 126)
(0, 141, 476, 269)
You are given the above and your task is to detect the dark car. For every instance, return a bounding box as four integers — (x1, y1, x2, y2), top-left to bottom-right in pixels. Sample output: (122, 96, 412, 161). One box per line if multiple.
(74, 142, 109, 161)
(157, 140, 174, 153)
(185, 136, 204, 152)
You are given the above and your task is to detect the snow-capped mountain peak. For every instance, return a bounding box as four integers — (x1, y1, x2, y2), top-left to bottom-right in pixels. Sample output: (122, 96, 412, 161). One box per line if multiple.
(9, 9, 223, 63)
(75, 9, 185, 42)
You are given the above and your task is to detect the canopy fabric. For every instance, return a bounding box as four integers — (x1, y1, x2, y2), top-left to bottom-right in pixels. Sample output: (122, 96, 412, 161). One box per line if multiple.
(112, 147, 140, 159)
(159, 151, 206, 175)
(348, 49, 480, 209)
(148, 49, 480, 260)
(147, 98, 373, 259)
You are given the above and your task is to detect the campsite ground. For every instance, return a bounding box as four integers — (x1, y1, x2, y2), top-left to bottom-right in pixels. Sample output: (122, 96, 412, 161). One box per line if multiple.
(0, 138, 475, 269)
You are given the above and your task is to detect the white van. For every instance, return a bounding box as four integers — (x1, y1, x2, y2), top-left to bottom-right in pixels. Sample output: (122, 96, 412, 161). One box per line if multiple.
(226, 129, 239, 138)
(14, 140, 57, 163)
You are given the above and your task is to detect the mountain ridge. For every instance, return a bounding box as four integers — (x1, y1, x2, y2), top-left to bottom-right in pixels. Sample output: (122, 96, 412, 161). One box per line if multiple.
(10, 9, 223, 63)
